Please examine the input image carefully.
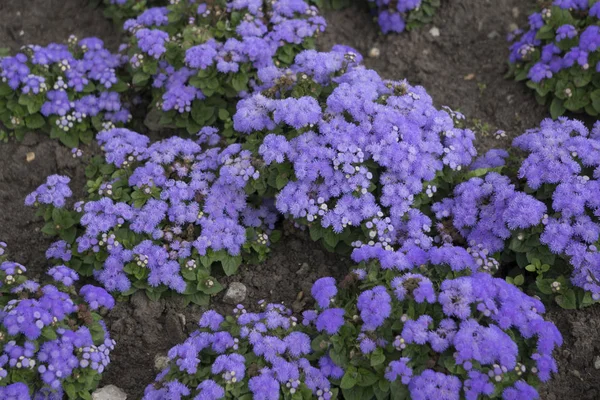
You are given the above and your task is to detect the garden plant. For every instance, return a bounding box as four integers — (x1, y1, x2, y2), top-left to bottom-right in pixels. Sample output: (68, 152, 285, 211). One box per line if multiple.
(0, 0, 599, 399)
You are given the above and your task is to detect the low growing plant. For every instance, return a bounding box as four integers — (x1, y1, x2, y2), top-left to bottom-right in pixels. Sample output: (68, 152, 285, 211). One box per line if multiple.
(0, 251, 115, 399)
(508, 0, 600, 118)
(121, 0, 326, 136)
(0, 36, 130, 146)
(435, 118, 600, 309)
(143, 253, 562, 400)
(29, 128, 278, 304)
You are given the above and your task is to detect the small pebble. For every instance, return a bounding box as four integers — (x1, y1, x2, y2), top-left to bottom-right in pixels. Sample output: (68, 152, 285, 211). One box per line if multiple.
(429, 27, 440, 37)
(594, 355, 600, 370)
(26, 152, 35, 162)
(223, 282, 247, 304)
(368, 47, 380, 58)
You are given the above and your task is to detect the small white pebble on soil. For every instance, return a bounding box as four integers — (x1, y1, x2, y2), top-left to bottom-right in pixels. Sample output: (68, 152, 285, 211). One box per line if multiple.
(512, 7, 520, 19)
(92, 385, 127, 400)
(368, 47, 380, 58)
(488, 31, 499, 39)
(594, 356, 600, 370)
(429, 27, 440, 37)
(26, 152, 35, 162)
(223, 282, 247, 304)
(154, 354, 170, 371)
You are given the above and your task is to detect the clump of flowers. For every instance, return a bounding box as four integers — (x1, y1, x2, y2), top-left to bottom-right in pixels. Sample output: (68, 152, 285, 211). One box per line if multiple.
(0, 36, 130, 146)
(122, 0, 326, 134)
(237, 48, 477, 255)
(508, 0, 600, 118)
(143, 254, 562, 399)
(435, 117, 600, 308)
(30, 127, 278, 303)
(0, 251, 115, 399)
(367, 0, 441, 34)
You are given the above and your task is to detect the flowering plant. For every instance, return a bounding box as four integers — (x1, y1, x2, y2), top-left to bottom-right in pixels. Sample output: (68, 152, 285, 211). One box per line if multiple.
(235, 48, 477, 255)
(367, 0, 441, 34)
(143, 254, 562, 400)
(28, 128, 278, 304)
(0, 252, 115, 399)
(0, 36, 130, 146)
(310, 0, 440, 34)
(508, 0, 600, 118)
(121, 0, 326, 136)
(435, 118, 600, 309)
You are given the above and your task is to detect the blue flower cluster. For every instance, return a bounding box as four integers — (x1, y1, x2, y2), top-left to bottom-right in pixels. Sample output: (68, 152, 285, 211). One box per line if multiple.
(33, 127, 277, 302)
(237, 47, 476, 255)
(508, 0, 600, 117)
(121, 0, 325, 134)
(143, 253, 562, 400)
(367, 0, 441, 34)
(0, 36, 130, 146)
(0, 250, 114, 399)
(512, 118, 600, 300)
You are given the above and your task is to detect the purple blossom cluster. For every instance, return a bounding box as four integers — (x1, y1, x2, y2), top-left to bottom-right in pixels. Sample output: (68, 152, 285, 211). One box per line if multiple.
(123, 0, 325, 116)
(0, 36, 130, 144)
(238, 50, 476, 255)
(433, 172, 547, 252)
(144, 302, 340, 400)
(367, 0, 440, 34)
(508, 1, 600, 117)
(44, 127, 277, 294)
(509, 2, 600, 81)
(24, 175, 72, 208)
(512, 118, 600, 298)
(144, 254, 562, 400)
(0, 254, 114, 398)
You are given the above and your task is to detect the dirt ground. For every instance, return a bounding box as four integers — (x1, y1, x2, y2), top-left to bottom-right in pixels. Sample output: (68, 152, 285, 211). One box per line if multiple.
(0, 0, 599, 399)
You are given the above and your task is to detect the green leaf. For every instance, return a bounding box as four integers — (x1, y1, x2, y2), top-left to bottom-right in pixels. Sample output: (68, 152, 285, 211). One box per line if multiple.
(340, 368, 357, 389)
(197, 277, 223, 295)
(42, 326, 57, 340)
(370, 347, 386, 367)
(186, 292, 210, 306)
(132, 72, 150, 86)
(218, 108, 230, 120)
(145, 289, 162, 302)
(555, 289, 577, 309)
(231, 73, 249, 92)
(323, 230, 339, 248)
(221, 255, 242, 276)
(25, 113, 45, 129)
(550, 98, 566, 119)
(513, 274, 525, 286)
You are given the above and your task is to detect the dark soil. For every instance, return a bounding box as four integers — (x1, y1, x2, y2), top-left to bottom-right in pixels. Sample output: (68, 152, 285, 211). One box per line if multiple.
(0, 1, 599, 399)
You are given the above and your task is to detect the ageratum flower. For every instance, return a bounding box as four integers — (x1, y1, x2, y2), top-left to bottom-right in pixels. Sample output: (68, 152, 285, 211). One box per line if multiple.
(145, 253, 562, 399)
(240, 49, 476, 258)
(512, 118, 600, 298)
(42, 128, 276, 297)
(0, 36, 129, 145)
(0, 251, 114, 398)
(508, 2, 600, 117)
(24, 175, 72, 208)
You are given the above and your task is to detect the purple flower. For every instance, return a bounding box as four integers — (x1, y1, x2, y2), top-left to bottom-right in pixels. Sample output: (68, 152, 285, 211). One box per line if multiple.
(79, 285, 115, 310)
(199, 310, 224, 331)
(315, 308, 345, 334)
(311, 277, 337, 309)
(357, 286, 391, 331)
(48, 265, 79, 286)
